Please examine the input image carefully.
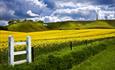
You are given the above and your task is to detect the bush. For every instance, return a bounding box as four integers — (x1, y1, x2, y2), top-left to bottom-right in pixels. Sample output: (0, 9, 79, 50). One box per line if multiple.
(0, 26, 8, 30)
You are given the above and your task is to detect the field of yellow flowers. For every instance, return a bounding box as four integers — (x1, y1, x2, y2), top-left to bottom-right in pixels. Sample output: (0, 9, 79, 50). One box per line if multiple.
(0, 29, 115, 50)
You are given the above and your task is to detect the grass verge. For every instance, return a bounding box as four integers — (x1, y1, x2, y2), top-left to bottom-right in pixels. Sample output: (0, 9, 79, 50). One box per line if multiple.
(71, 42, 115, 70)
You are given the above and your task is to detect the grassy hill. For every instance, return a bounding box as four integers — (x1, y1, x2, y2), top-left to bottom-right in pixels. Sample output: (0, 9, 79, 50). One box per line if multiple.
(0, 20, 115, 32)
(8, 20, 47, 32)
(47, 20, 115, 30)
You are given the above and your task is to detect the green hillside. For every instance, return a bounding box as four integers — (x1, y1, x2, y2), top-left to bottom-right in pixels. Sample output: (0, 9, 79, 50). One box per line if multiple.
(47, 20, 115, 30)
(8, 20, 47, 32)
(0, 20, 115, 32)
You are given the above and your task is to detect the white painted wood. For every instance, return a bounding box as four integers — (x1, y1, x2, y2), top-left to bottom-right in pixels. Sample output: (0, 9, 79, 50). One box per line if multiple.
(8, 36, 14, 66)
(15, 42, 26, 45)
(14, 51, 26, 55)
(26, 36, 32, 63)
(8, 36, 32, 66)
(14, 59, 27, 65)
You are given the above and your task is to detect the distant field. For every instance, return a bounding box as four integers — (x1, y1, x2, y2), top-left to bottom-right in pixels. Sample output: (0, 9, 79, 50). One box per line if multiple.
(0, 29, 115, 49)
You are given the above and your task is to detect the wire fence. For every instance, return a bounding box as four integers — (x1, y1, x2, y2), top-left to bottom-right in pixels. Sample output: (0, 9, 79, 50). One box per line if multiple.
(0, 36, 115, 64)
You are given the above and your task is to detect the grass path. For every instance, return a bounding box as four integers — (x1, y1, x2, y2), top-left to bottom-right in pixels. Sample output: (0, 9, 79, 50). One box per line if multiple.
(71, 44, 115, 70)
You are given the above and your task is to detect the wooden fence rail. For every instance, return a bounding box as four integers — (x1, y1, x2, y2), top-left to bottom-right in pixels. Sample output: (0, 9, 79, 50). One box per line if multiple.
(8, 36, 32, 66)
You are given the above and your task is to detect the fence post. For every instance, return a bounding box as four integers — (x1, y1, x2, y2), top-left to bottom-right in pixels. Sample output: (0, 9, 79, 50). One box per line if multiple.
(26, 36, 32, 63)
(32, 47, 34, 62)
(70, 41, 72, 50)
(8, 36, 14, 65)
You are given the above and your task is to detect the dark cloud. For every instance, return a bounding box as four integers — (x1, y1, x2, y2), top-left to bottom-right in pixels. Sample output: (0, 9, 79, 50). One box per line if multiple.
(0, 0, 114, 24)
(95, 0, 115, 5)
(0, 0, 47, 20)
(43, 0, 56, 9)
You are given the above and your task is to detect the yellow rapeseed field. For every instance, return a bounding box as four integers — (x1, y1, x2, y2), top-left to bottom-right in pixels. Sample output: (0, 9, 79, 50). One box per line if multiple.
(0, 29, 115, 50)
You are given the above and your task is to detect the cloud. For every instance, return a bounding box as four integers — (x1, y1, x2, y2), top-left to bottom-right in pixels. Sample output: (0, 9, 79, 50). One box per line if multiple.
(52, 8, 94, 15)
(0, 0, 115, 25)
(0, 0, 47, 19)
(41, 16, 74, 23)
(27, 10, 39, 17)
(0, 20, 8, 26)
(56, 2, 92, 9)
(27, 0, 47, 8)
(98, 10, 115, 20)
(43, 0, 56, 9)
(56, 2, 78, 8)
(42, 16, 60, 22)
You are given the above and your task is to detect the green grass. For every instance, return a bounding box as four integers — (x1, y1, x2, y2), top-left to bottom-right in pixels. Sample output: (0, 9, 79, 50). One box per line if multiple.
(0, 38, 115, 70)
(47, 20, 115, 30)
(8, 21, 47, 32)
(71, 42, 115, 70)
(0, 20, 115, 32)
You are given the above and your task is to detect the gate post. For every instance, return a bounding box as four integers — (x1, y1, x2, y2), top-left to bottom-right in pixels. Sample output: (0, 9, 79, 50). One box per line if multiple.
(8, 36, 32, 66)
(26, 36, 32, 63)
(8, 36, 14, 65)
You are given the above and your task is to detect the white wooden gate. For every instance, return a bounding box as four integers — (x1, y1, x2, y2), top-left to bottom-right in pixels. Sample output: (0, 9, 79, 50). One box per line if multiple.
(8, 36, 32, 66)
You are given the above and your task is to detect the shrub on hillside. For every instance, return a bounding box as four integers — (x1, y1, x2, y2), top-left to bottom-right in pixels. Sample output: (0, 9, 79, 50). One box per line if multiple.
(0, 26, 8, 30)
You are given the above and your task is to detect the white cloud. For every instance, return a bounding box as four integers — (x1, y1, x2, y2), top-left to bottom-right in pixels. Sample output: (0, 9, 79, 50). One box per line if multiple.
(29, 16, 74, 23)
(8, 10, 15, 16)
(98, 10, 115, 20)
(108, 14, 115, 19)
(78, 18, 86, 20)
(61, 16, 73, 21)
(0, 20, 8, 26)
(0, 3, 7, 16)
(0, 0, 115, 24)
(0, 3, 15, 17)
(56, 1, 91, 8)
(51, 8, 93, 17)
(42, 16, 60, 22)
(53, 9, 79, 14)
(26, 15, 73, 23)
(25, 1, 115, 22)
(56, 2, 77, 8)
(27, 10, 39, 17)
(26, 0, 47, 8)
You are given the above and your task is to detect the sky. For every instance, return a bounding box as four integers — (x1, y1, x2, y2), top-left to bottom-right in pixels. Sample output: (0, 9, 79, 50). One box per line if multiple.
(0, 0, 115, 24)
